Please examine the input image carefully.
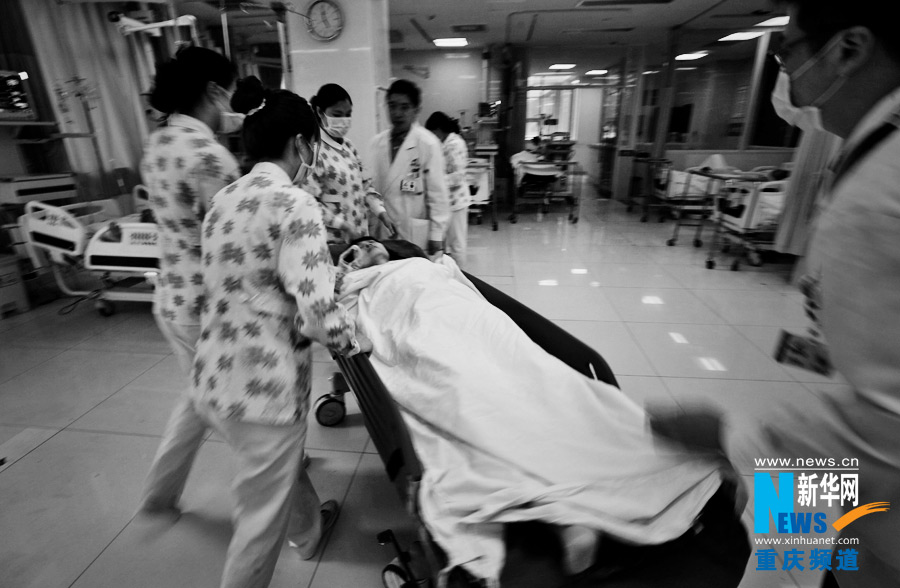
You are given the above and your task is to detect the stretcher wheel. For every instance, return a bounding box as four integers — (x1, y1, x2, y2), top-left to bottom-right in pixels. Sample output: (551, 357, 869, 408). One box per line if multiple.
(95, 300, 115, 317)
(666, 238, 676, 246)
(731, 260, 741, 271)
(569, 215, 578, 224)
(509, 214, 518, 224)
(706, 259, 716, 269)
(381, 561, 410, 588)
(693, 239, 703, 248)
(492, 221, 498, 231)
(640, 214, 648, 222)
(314, 393, 346, 427)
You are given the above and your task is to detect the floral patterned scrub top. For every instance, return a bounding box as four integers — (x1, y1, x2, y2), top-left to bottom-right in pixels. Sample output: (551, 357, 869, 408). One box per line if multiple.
(140, 114, 240, 325)
(191, 162, 358, 425)
(299, 132, 386, 242)
(443, 132, 471, 212)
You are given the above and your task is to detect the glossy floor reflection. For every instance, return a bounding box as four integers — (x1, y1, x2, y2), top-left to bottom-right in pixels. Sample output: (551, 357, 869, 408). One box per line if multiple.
(1, 186, 843, 588)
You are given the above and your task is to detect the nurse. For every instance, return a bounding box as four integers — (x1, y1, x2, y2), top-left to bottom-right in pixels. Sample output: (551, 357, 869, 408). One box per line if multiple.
(138, 46, 242, 519)
(425, 111, 471, 267)
(368, 79, 450, 256)
(193, 85, 364, 588)
(301, 82, 396, 243)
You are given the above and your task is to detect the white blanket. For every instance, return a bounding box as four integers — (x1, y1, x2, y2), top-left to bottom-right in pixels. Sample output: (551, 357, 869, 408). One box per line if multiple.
(339, 258, 723, 584)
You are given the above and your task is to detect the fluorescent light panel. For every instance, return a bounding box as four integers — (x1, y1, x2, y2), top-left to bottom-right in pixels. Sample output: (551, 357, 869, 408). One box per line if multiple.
(586, 69, 608, 75)
(756, 16, 790, 27)
(675, 52, 708, 61)
(434, 38, 468, 47)
(719, 31, 765, 42)
(549, 63, 576, 70)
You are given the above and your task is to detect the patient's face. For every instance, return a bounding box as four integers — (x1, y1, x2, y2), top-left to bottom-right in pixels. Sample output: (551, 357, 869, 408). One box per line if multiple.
(353, 240, 390, 268)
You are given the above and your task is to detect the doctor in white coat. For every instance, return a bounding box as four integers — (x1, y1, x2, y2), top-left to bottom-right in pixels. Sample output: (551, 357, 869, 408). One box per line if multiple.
(368, 79, 449, 256)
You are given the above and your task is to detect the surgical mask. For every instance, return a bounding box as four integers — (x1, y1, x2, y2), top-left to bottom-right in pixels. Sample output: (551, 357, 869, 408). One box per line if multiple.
(219, 111, 245, 134)
(771, 71, 824, 132)
(292, 137, 320, 185)
(323, 114, 351, 138)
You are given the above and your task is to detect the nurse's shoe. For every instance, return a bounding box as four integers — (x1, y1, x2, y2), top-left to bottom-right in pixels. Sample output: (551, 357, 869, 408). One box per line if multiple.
(136, 500, 182, 523)
(292, 500, 341, 560)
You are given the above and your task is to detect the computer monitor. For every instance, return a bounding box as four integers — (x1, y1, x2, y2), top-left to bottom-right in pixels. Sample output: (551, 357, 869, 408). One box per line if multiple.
(0, 71, 36, 121)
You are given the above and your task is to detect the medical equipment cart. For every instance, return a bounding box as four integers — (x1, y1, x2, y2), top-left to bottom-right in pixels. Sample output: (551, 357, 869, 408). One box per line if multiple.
(465, 157, 497, 231)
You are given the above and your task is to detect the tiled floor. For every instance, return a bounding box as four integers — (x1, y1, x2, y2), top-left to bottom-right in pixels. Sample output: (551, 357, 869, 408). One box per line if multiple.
(0, 185, 847, 588)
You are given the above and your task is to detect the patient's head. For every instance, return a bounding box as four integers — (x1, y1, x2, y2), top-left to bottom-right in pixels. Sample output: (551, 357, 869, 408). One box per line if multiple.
(343, 237, 390, 269)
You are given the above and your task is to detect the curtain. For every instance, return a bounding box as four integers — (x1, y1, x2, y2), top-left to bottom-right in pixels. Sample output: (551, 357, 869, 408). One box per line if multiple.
(775, 127, 842, 256)
(20, 0, 156, 200)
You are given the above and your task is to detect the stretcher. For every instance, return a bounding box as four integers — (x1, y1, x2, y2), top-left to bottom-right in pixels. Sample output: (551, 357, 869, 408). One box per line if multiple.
(706, 179, 787, 271)
(510, 161, 581, 224)
(18, 195, 159, 316)
(327, 243, 749, 587)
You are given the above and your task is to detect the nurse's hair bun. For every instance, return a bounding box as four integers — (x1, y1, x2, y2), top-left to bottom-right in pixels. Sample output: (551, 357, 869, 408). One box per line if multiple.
(231, 76, 268, 115)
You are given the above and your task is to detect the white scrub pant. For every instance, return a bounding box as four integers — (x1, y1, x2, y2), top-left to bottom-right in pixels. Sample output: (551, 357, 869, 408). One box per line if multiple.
(139, 315, 205, 511)
(445, 207, 469, 268)
(195, 400, 322, 588)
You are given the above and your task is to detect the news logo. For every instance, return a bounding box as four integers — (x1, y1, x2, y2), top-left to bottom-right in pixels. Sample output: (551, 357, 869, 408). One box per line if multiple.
(752, 457, 891, 573)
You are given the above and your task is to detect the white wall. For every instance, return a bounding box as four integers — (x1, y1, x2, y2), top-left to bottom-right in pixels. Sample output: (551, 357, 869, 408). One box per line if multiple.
(389, 50, 495, 130)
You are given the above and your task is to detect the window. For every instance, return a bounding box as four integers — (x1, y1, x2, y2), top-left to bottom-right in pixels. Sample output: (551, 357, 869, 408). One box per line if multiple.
(525, 88, 575, 140)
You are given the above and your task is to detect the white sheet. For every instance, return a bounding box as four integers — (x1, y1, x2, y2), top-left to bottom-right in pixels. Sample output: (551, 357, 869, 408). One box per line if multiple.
(339, 258, 723, 584)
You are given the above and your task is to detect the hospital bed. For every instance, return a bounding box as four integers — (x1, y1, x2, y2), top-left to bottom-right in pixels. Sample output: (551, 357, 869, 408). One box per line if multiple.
(325, 242, 749, 588)
(18, 191, 159, 316)
(706, 179, 787, 271)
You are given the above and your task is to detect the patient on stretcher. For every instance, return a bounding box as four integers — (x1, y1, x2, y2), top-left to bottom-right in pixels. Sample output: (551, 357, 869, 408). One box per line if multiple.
(334, 238, 746, 586)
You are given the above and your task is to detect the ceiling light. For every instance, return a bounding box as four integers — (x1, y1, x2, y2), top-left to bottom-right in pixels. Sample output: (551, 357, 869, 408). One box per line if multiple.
(570, 268, 588, 274)
(586, 69, 608, 75)
(675, 52, 708, 61)
(719, 31, 765, 42)
(676, 67, 697, 71)
(434, 38, 468, 47)
(549, 63, 576, 70)
(538, 279, 559, 286)
(18, 72, 29, 80)
(643, 70, 659, 75)
(641, 296, 664, 305)
(572, 79, 581, 84)
(756, 16, 790, 27)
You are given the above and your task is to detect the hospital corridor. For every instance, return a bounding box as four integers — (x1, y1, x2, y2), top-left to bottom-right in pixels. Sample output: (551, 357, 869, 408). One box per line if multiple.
(1, 190, 842, 588)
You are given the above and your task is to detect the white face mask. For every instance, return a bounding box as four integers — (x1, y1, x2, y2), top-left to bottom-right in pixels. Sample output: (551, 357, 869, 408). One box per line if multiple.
(771, 71, 824, 132)
(219, 111, 245, 135)
(324, 114, 351, 138)
(292, 137, 320, 185)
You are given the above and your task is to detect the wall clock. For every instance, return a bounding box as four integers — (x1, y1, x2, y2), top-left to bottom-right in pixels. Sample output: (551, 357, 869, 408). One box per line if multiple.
(306, 0, 344, 42)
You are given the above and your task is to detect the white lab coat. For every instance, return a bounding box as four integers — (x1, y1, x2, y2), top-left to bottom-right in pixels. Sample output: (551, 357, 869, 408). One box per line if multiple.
(368, 123, 450, 249)
(732, 88, 900, 588)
